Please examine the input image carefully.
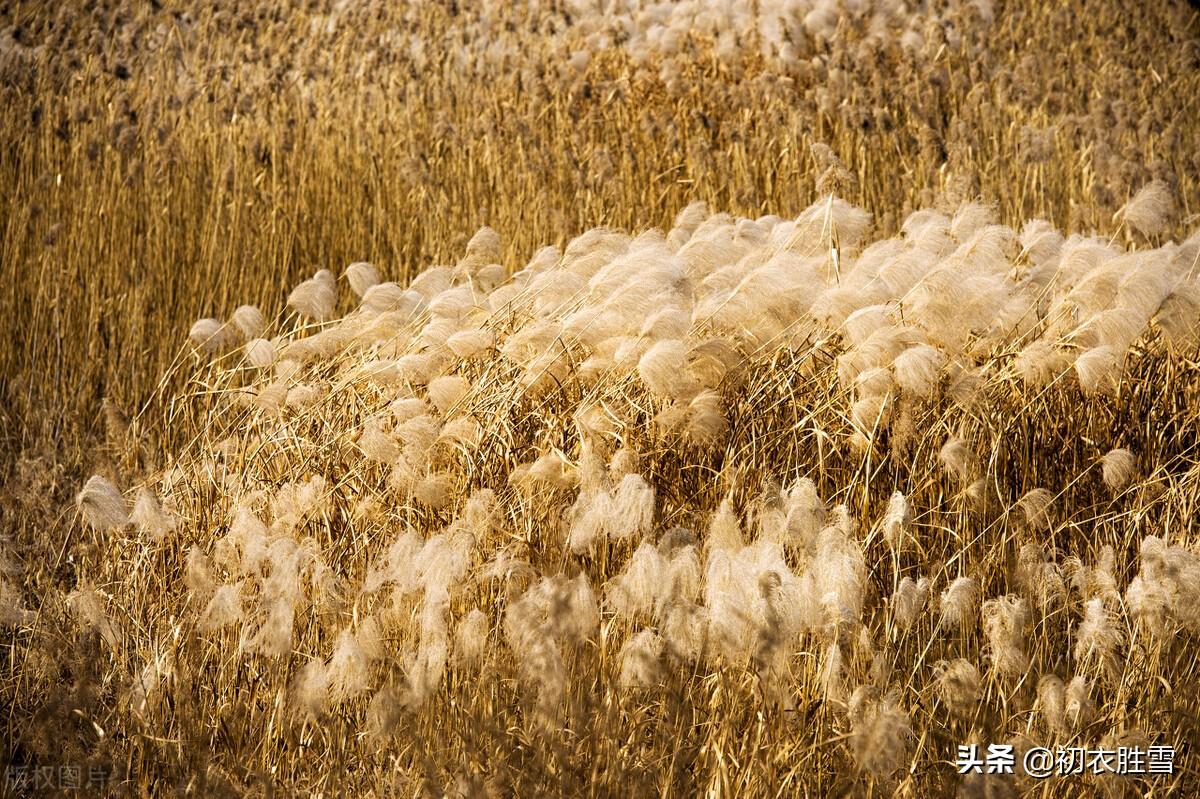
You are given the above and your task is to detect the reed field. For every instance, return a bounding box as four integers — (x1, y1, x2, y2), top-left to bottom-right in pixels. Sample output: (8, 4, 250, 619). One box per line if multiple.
(3, 1, 1200, 796)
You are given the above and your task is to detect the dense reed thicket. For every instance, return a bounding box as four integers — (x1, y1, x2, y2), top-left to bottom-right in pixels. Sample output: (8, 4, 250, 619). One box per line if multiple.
(2, 1, 1199, 796)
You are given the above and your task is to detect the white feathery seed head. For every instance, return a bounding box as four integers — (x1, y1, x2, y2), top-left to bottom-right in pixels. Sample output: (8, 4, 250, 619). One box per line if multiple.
(1124, 574, 1172, 636)
(1100, 447, 1137, 493)
(427, 375, 471, 414)
(527, 449, 578, 489)
(287, 383, 325, 410)
(662, 601, 710, 662)
(199, 582, 244, 631)
(638, 339, 690, 399)
(189, 318, 233, 353)
(813, 522, 868, 625)
(1013, 339, 1072, 387)
(1073, 597, 1122, 679)
(1015, 487, 1054, 529)
(288, 270, 338, 321)
(855, 366, 894, 398)
(849, 692, 912, 780)
(567, 487, 614, 554)
(1015, 543, 1067, 612)
(1154, 279, 1200, 347)
(684, 389, 728, 447)
(607, 542, 666, 621)
(131, 487, 177, 542)
(610, 473, 656, 540)
(409, 266, 454, 300)
(463, 226, 502, 267)
(245, 337, 277, 368)
(892, 343, 944, 400)
(1019, 218, 1064, 264)
(231, 305, 266, 339)
(362, 283, 423, 315)
(842, 305, 893, 347)
(618, 629, 666, 690)
(345, 262, 380, 298)
(185, 546, 216, 598)
(934, 658, 981, 717)
(1036, 675, 1067, 737)
(413, 473, 453, 509)
(939, 576, 980, 630)
(67, 585, 121, 649)
(251, 379, 287, 413)
(438, 416, 482, 449)
(358, 420, 401, 464)
(780, 477, 826, 553)
(1074, 345, 1124, 396)
(77, 475, 129, 531)
(879, 491, 912, 550)
(981, 595, 1030, 678)
(1066, 545, 1122, 607)
(938, 436, 977, 483)
(455, 608, 489, 667)
(476, 263, 507, 289)
(390, 397, 429, 424)
(445, 328, 495, 359)
(818, 641, 847, 705)
(892, 575, 930, 631)
(706, 496, 744, 554)
(326, 624, 381, 702)
(0, 579, 33, 627)
(851, 394, 892, 439)
(1065, 675, 1095, 732)
(291, 658, 331, 718)
(1119, 180, 1176, 238)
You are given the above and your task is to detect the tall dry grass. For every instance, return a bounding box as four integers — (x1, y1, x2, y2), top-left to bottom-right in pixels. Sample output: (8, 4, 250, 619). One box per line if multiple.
(1, 1, 1200, 796)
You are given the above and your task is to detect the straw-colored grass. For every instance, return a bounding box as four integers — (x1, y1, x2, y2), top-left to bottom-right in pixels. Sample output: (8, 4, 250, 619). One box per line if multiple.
(2, 1, 1199, 796)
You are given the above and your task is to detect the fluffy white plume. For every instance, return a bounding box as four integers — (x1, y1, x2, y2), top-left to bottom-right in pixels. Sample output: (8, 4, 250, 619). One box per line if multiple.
(0, 579, 34, 627)
(892, 575, 930, 631)
(446, 328, 495, 359)
(231, 305, 266, 339)
(189, 318, 233, 353)
(618, 629, 666, 689)
(455, 609, 489, 667)
(345, 262, 380, 298)
(77, 475, 129, 531)
(981, 595, 1030, 678)
(938, 437, 977, 483)
(939, 577, 979, 630)
(610, 474, 656, 540)
(131, 488, 177, 541)
(245, 337, 277, 368)
(288, 269, 338, 321)
(878, 491, 912, 550)
(934, 658, 981, 717)
(892, 344, 944, 400)
(1073, 597, 1122, 679)
(1119, 180, 1176, 238)
(1099, 447, 1137, 492)
(67, 585, 121, 649)
(427, 375, 471, 414)
(638, 339, 690, 399)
